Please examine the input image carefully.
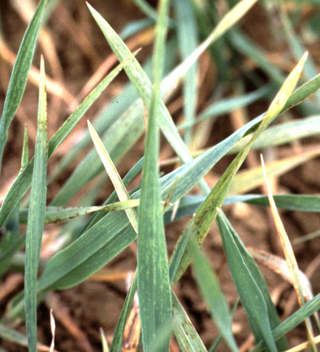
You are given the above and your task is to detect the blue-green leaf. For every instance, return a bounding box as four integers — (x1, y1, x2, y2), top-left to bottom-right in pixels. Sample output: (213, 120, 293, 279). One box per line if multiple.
(25, 57, 48, 352)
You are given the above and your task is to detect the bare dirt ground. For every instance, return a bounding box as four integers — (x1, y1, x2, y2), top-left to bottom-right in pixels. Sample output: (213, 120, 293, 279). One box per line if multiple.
(0, 1, 320, 351)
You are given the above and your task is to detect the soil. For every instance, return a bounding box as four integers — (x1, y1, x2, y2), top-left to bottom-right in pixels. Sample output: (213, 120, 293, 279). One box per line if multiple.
(0, 1, 320, 352)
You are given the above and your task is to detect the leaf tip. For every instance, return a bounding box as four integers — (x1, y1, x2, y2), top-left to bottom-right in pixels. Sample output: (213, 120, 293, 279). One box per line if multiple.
(297, 51, 309, 73)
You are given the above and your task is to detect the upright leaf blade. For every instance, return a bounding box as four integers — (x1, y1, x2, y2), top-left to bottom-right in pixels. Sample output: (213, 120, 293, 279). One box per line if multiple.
(189, 241, 239, 352)
(216, 211, 277, 351)
(25, 56, 48, 352)
(0, 0, 47, 172)
(137, 0, 172, 350)
(173, 0, 199, 144)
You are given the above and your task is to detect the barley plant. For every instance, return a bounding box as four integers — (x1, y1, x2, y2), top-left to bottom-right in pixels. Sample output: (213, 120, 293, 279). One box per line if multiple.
(0, 0, 320, 351)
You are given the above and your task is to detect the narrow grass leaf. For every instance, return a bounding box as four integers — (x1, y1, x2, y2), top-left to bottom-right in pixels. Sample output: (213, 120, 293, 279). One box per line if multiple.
(86, 2, 194, 167)
(101, 328, 109, 352)
(110, 273, 138, 352)
(19, 201, 140, 225)
(229, 147, 320, 195)
(229, 115, 320, 154)
(173, 0, 199, 144)
(225, 194, 320, 212)
(251, 293, 320, 352)
(0, 324, 52, 351)
(189, 241, 239, 352)
(132, 0, 158, 20)
(137, 0, 172, 350)
(164, 193, 320, 225)
(172, 292, 208, 352)
(0, 0, 46, 172)
(279, 3, 320, 105)
(261, 155, 316, 351)
(261, 155, 306, 304)
(0, 55, 133, 229)
(216, 210, 277, 351)
(178, 84, 272, 130)
(208, 299, 239, 352)
(88, 121, 138, 232)
(229, 30, 284, 85)
(0, 127, 29, 277)
(77, 157, 144, 237)
(218, 213, 288, 350)
(250, 249, 313, 301)
(25, 56, 48, 352)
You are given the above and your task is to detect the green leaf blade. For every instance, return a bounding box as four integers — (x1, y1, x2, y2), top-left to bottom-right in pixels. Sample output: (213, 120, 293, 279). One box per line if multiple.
(25, 57, 48, 352)
(190, 242, 239, 352)
(0, 0, 47, 172)
(216, 211, 278, 352)
(136, 0, 172, 350)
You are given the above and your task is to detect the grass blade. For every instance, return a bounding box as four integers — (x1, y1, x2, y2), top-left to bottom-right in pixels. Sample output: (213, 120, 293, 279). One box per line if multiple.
(216, 211, 277, 351)
(229, 147, 320, 195)
(77, 157, 144, 236)
(25, 56, 48, 352)
(219, 212, 288, 350)
(189, 241, 239, 352)
(173, 0, 199, 144)
(261, 155, 316, 351)
(251, 294, 320, 352)
(163, 193, 320, 225)
(18, 201, 140, 225)
(137, 0, 172, 350)
(232, 194, 320, 212)
(0, 127, 29, 277)
(0, 0, 46, 172)
(0, 323, 52, 351)
(172, 292, 208, 352)
(229, 115, 320, 153)
(88, 121, 138, 232)
(109, 273, 137, 352)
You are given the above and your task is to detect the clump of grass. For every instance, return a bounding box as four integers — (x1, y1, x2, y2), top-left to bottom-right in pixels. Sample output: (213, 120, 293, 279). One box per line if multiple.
(0, 0, 320, 351)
